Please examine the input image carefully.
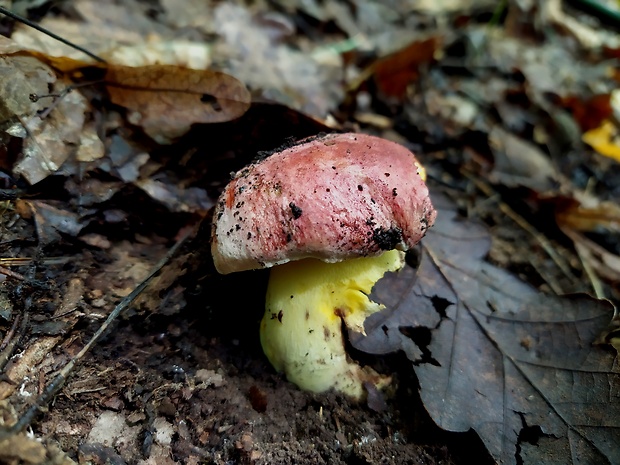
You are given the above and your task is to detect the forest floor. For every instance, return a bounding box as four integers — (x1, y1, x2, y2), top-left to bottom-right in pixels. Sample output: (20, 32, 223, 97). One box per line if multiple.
(0, 1, 619, 464)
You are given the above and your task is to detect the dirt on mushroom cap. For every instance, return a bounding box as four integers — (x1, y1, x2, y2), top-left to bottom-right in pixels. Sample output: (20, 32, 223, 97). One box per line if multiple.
(211, 132, 436, 274)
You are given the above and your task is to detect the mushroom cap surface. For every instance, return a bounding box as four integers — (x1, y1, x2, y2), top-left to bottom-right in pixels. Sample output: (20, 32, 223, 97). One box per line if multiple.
(211, 132, 436, 274)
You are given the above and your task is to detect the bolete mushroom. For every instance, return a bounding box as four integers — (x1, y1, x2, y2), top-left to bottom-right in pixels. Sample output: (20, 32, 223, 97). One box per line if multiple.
(211, 133, 436, 398)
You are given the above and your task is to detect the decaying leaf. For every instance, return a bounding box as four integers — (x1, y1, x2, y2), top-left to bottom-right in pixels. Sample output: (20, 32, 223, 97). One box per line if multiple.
(488, 126, 559, 191)
(135, 178, 213, 214)
(0, 47, 55, 123)
(353, 192, 619, 465)
(0, 38, 93, 184)
(364, 37, 442, 99)
(3, 36, 250, 154)
(28, 201, 87, 245)
(105, 64, 251, 143)
(14, 84, 91, 184)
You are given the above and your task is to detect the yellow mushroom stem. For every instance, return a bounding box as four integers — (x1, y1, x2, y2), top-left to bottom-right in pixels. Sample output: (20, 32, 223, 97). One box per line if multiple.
(260, 249, 405, 398)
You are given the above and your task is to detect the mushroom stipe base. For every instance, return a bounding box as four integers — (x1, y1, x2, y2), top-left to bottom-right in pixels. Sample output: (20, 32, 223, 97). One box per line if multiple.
(260, 250, 404, 398)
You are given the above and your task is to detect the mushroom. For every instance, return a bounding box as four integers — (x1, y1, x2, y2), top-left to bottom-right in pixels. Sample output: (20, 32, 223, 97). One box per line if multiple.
(211, 133, 436, 398)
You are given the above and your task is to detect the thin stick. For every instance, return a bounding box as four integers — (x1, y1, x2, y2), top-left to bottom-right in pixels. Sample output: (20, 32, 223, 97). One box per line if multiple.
(0, 266, 46, 288)
(464, 172, 575, 288)
(0, 312, 29, 372)
(0, 6, 106, 63)
(0, 226, 195, 438)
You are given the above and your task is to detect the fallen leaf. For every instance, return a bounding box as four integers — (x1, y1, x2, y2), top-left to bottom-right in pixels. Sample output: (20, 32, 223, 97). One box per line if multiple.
(13, 85, 90, 184)
(488, 126, 559, 191)
(135, 178, 213, 213)
(0, 50, 55, 122)
(29, 201, 86, 244)
(0, 41, 92, 184)
(212, 2, 343, 117)
(105, 64, 251, 143)
(368, 37, 441, 99)
(3, 47, 250, 145)
(555, 195, 620, 234)
(353, 192, 619, 465)
(559, 94, 611, 133)
(582, 119, 620, 163)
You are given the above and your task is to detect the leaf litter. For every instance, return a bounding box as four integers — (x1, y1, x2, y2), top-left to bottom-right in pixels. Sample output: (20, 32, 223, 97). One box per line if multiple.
(0, 0, 620, 464)
(353, 192, 619, 464)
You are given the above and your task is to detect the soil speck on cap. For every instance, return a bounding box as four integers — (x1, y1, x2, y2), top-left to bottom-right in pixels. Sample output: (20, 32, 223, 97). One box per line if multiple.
(372, 226, 403, 250)
(289, 202, 303, 219)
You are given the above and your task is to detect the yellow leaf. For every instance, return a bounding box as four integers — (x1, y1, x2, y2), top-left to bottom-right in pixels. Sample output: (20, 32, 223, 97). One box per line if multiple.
(582, 119, 620, 162)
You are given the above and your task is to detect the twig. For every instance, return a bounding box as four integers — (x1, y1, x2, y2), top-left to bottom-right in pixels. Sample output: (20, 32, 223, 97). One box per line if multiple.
(574, 242, 605, 299)
(0, 266, 46, 288)
(0, 257, 71, 267)
(0, 312, 29, 373)
(0, 225, 195, 439)
(464, 171, 575, 293)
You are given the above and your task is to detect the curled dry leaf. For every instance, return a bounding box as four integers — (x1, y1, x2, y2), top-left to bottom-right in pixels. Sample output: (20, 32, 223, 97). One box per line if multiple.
(104, 64, 251, 143)
(353, 192, 619, 465)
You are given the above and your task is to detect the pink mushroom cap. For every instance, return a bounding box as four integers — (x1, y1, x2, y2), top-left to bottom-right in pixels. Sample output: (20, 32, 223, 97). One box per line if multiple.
(211, 132, 436, 274)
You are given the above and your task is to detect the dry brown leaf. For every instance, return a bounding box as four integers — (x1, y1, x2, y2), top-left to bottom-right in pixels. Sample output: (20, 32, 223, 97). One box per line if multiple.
(560, 94, 611, 133)
(556, 197, 620, 234)
(104, 64, 251, 143)
(3, 40, 250, 144)
(364, 37, 442, 99)
(353, 192, 619, 465)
